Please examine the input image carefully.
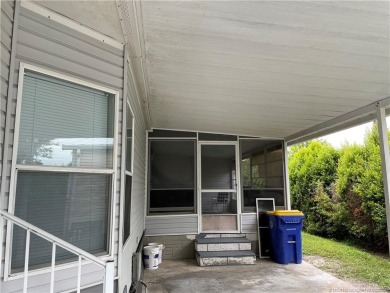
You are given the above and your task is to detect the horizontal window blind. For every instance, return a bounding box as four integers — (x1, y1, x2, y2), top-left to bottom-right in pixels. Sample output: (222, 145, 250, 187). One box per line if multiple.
(12, 172, 110, 270)
(17, 71, 115, 168)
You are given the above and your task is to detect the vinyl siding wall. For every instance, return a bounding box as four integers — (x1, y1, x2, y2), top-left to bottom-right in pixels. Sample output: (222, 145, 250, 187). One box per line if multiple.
(0, 2, 14, 164)
(0, 5, 144, 292)
(0, 0, 15, 285)
(145, 215, 198, 236)
(118, 61, 147, 293)
(241, 213, 257, 233)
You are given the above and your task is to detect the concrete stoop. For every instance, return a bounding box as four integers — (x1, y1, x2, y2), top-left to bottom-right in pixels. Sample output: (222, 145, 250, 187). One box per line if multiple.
(195, 234, 256, 266)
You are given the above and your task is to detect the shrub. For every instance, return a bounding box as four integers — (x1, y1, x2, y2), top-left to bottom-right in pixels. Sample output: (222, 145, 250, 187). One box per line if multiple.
(289, 141, 339, 213)
(336, 125, 388, 250)
(289, 125, 389, 251)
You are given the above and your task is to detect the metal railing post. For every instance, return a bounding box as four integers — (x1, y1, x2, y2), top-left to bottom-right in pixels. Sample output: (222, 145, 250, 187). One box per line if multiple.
(103, 259, 115, 293)
(23, 230, 30, 293)
(0, 215, 4, 280)
(77, 255, 82, 293)
(50, 243, 56, 293)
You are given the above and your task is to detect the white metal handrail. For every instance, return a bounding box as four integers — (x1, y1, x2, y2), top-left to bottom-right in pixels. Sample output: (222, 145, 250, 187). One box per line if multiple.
(0, 210, 114, 293)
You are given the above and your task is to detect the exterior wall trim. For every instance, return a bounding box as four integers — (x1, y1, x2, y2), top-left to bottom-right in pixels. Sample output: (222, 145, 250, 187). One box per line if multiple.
(145, 232, 197, 237)
(146, 214, 197, 218)
(286, 95, 390, 145)
(118, 47, 129, 282)
(120, 52, 136, 253)
(0, 0, 21, 210)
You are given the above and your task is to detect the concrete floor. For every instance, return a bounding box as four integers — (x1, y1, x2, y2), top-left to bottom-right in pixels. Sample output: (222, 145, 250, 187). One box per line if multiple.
(144, 259, 355, 293)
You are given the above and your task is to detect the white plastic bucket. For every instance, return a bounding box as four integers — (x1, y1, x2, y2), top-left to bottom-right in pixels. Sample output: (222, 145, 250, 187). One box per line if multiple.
(148, 243, 165, 264)
(143, 246, 159, 270)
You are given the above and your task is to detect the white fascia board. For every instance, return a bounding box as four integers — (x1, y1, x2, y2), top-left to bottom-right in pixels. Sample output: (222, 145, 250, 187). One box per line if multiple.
(21, 0, 124, 50)
(286, 96, 390, 146)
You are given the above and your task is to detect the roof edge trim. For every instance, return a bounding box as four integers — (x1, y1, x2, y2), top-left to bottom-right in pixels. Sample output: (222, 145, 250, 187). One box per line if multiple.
(286, 96, 390, 146)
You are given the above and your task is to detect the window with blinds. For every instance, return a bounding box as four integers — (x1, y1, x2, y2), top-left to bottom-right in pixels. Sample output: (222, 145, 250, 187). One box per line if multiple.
(17, 71, 114, 168)
(11, 69, 116, 271)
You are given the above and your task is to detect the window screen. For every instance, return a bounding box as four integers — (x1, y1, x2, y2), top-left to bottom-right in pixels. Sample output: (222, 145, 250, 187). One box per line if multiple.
(240, 140, 285, 212)
(201, 145, 236, 190)
(123, 175, 132, 244)
(149, 140, 196, 214)
(150, 141, 195, 189)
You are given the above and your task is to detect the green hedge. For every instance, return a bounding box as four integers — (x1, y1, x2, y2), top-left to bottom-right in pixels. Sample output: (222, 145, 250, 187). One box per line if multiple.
(289, 124, 388, 251)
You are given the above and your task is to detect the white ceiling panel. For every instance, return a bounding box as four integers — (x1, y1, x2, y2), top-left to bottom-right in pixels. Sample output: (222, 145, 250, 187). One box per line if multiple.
(140, 1, 390, 138)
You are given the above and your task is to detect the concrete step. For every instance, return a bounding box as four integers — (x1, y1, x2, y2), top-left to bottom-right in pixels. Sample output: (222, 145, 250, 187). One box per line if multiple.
(196, 250, 256, 266)
(195, 237, 251, 252)
(196, 233, 246, 239)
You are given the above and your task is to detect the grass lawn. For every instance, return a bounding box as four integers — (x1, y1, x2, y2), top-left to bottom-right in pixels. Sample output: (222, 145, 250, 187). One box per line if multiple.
(302, 232, 390, 289)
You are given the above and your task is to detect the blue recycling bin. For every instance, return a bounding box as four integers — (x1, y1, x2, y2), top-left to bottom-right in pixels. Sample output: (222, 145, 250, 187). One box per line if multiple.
(266, 210, 304, 264)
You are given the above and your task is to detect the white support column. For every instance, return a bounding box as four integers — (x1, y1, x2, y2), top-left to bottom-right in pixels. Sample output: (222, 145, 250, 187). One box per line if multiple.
(283, 141, 291, 210)
(376, 105, 390, 255)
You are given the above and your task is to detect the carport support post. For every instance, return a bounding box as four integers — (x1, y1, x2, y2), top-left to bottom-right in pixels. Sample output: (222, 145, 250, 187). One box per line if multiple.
(284, 141, 291, 210)
(376, 105, 390, 255)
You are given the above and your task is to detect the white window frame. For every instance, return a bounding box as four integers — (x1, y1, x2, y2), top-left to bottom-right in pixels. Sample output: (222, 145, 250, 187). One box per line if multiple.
(4, 62, 120, 280)
(122, 100, 135, 249)
(125, 100, 135, 176)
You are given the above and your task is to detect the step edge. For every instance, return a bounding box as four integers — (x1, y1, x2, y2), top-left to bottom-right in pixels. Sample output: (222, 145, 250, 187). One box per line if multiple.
(195, 237, 251, 244)
(195, 250, 256, 258)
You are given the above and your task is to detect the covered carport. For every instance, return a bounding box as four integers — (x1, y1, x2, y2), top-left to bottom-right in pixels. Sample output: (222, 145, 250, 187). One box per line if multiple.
(129, 1, 390, 253)
(32, 1, 390, 253)
(1, 1, 389, 292)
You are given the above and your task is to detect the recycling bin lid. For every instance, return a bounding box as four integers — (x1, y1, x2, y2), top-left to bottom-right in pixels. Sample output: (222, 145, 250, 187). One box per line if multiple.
(266, 210, 304, 216)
